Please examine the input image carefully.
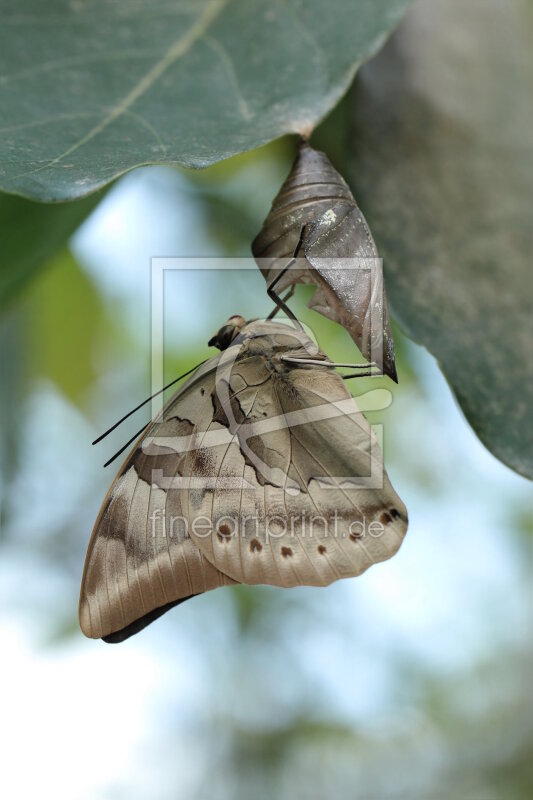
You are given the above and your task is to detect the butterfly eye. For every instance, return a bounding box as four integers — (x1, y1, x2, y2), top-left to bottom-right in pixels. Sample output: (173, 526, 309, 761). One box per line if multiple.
(208, 323, 238, 350)
(208, 315, 247, 350)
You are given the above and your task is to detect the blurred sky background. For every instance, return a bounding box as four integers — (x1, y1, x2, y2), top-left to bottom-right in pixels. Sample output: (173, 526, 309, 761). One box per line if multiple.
(0, 141, 531, 800)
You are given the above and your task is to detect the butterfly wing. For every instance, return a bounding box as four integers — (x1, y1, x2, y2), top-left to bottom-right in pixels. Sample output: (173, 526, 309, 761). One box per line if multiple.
(81, 321, 407, 641)
(185, 323, 407, 588)
(79, 359, 237, 641)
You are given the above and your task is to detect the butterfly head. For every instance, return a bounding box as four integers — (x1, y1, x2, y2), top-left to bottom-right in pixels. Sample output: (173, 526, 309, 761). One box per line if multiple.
(208, 315, 247, 350)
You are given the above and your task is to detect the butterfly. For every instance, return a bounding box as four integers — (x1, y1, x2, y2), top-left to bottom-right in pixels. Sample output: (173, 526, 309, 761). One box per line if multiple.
(253, 141, 398, 381)
(80, 316, 407, 642)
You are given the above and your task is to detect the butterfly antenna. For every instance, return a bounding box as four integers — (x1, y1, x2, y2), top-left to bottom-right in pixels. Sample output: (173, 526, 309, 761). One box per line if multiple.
(103, 423, 148, 468)
(92, 360, 207, 445)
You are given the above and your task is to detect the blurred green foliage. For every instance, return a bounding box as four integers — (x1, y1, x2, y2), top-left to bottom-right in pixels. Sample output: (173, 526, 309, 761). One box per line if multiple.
(0, 192, 102, 308)
(23, 249, 115, 404)
(1, 143, 531, 800)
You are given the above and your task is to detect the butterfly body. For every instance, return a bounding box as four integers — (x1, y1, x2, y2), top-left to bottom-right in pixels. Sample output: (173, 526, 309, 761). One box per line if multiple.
(80, 318, 407, 642)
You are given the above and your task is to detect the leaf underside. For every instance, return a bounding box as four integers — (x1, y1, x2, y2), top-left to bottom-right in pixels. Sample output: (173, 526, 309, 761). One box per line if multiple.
(348, 0, 533, 479)
(0, 0, 411, 201)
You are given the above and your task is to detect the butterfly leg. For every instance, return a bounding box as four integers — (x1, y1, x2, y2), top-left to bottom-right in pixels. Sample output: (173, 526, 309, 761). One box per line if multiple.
(341, 371, 379, 379)
(280, 355, 379, 378)
(266, 226, 308, 327)
(266, 286, 295, 320)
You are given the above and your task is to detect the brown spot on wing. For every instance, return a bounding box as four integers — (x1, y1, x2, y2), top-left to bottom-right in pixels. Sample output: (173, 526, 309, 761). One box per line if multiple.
(217, 523, 232, 543)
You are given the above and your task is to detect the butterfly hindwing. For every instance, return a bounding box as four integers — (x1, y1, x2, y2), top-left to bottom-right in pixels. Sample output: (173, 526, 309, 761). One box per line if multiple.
(186, 328, 407, 588)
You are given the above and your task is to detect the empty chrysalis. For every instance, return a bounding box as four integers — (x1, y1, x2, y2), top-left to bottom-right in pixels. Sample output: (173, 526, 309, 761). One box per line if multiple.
(252, 141, 398, 381)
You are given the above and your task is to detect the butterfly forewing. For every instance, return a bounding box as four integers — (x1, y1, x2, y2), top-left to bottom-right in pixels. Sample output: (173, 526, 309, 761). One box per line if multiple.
(79, 362, 236, 640)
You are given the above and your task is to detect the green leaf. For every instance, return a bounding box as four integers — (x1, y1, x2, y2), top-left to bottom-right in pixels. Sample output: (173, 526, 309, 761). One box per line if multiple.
(24, 249, 114, 404)
(0, 0, 411, 201)
(347, 0, 533, 479)
(0, 191, 102, 307)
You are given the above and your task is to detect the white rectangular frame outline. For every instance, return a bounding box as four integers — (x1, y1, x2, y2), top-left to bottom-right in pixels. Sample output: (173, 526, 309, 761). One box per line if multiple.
(150, 257, 389, 490)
